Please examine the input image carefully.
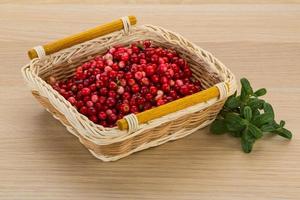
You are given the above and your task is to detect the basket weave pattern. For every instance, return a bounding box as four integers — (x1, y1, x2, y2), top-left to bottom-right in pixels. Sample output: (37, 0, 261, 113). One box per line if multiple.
(22, 23, 236, 161)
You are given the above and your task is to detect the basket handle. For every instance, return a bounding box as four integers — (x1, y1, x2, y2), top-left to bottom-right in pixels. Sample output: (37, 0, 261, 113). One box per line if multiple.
(117, 82, 229, 131)
(27, 16, 137, 60)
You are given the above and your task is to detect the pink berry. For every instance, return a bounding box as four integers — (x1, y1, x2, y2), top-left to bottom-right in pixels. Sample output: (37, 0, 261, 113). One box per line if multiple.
(117, 86, 125, 94)
(141, 77, 150, 85)
(91, 94, 98, 103)
(134, 71, 143, 80)
(68, 96, 76, 105)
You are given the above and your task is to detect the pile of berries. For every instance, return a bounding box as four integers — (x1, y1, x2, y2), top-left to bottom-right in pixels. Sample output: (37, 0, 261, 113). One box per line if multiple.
(49, 40, 201, 127)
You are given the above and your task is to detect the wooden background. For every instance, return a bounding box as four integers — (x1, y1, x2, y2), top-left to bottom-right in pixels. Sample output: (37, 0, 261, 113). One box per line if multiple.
(0, 1, 300, 199)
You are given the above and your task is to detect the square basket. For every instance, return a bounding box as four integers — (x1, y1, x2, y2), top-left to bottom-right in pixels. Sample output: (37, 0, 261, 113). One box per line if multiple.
(22, 16, 237, 161)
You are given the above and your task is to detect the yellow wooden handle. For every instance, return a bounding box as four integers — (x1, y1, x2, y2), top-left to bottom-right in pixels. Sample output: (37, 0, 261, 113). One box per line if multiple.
(117, 84, 225, 130)
(28, 16, 137, 59)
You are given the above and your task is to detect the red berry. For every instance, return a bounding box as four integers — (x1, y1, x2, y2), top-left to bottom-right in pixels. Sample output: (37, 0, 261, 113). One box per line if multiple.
(98, 111, 107, 120)
(99, 96, 106, 104)
(123, 92, 131, 100)
(121, 52, 129, 61)
(144, 102, 152, 110)
(88, 107, 97, 116)
(151, 75, 159, 83)
(156, 99, 165, 106)
(106, 97, 116, 107)
(143, 40, 151, 48)
(76, 100, 84, 108)
(145, 65, 155, 76)
(108, 90, 117, 98)
(108, 113, 118, 123)
(158, 64, 168, 73)
(79, 106, 88, 115)
(51, 40, 200, 127)
(131, 84, 140, 93)
(130, 105, 138, 113)
(81, 87, 91, 96)
(180, 85, 189, 95)
(109, 81, 118, 90)
(89, 115, 98, 123)
(108, 70, 117, 79)
(141, 86, 148, 94)
(160, 76, 168, 84)
(162, 83, 170, 93)
(119, 78, 127, 87)
(120, 103, 130, 114)
(100, 88, 108, 96)
(145, 93, 153, 101)
(149, 86, 158, 95)
(169, 90, 178, 99)
(86, 100, 94, 107)
(128, 78, 136, 86)
(94, 102, 102, 111)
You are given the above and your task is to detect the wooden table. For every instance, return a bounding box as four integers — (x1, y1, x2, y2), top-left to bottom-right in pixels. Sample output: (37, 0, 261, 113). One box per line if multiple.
(1, 2, 300, 199)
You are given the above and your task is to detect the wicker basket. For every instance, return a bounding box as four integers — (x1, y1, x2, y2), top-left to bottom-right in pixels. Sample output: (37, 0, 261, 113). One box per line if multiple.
(22, 16, 237, 161)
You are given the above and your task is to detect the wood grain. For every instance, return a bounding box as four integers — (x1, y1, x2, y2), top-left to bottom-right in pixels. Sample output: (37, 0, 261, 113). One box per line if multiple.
(1, 0, 300, 4)
(0, 3, 300, 200)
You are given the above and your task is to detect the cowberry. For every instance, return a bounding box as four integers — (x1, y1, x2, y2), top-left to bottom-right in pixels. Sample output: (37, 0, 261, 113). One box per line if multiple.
(98, 111, 107, 120)
(81, 87, 91, 96)
(131, 84, 140, 93)
(50, 40, 202, 127)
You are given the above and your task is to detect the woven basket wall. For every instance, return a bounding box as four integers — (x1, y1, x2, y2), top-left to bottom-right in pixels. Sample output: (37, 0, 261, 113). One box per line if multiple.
(22, 21, 236, 161)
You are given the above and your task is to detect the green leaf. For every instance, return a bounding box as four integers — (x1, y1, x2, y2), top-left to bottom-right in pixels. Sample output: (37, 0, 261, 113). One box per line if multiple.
(240, 87, 248, 102)
(263, 103, 275, 119)
(241, 128, 255, 153)
(280, 120, 286, 127)
(251, 113, 274, 127)
(248, 98, 265, 110)
(211, 119, 228, 134)
(210, 77, 293, 153)
(243, 106, 252, 121)
(248, 123, 263, 139)
(260, 121, 278, 132)
(225, 95, 240, 109)
(241, 78, 253, 96)
(252, 108, 261, 117)
(224, 113, 247, 132)
(273, 128, 292, 139)
(254, 88, 267, 97)
(229, 131, 242, 138)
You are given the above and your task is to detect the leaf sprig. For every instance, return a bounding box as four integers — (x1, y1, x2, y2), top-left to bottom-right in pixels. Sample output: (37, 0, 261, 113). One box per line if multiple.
(210, 78, 292, 153)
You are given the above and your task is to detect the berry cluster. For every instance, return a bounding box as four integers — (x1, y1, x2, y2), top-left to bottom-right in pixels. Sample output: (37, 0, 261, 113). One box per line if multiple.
(49, 40, 201, 127)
